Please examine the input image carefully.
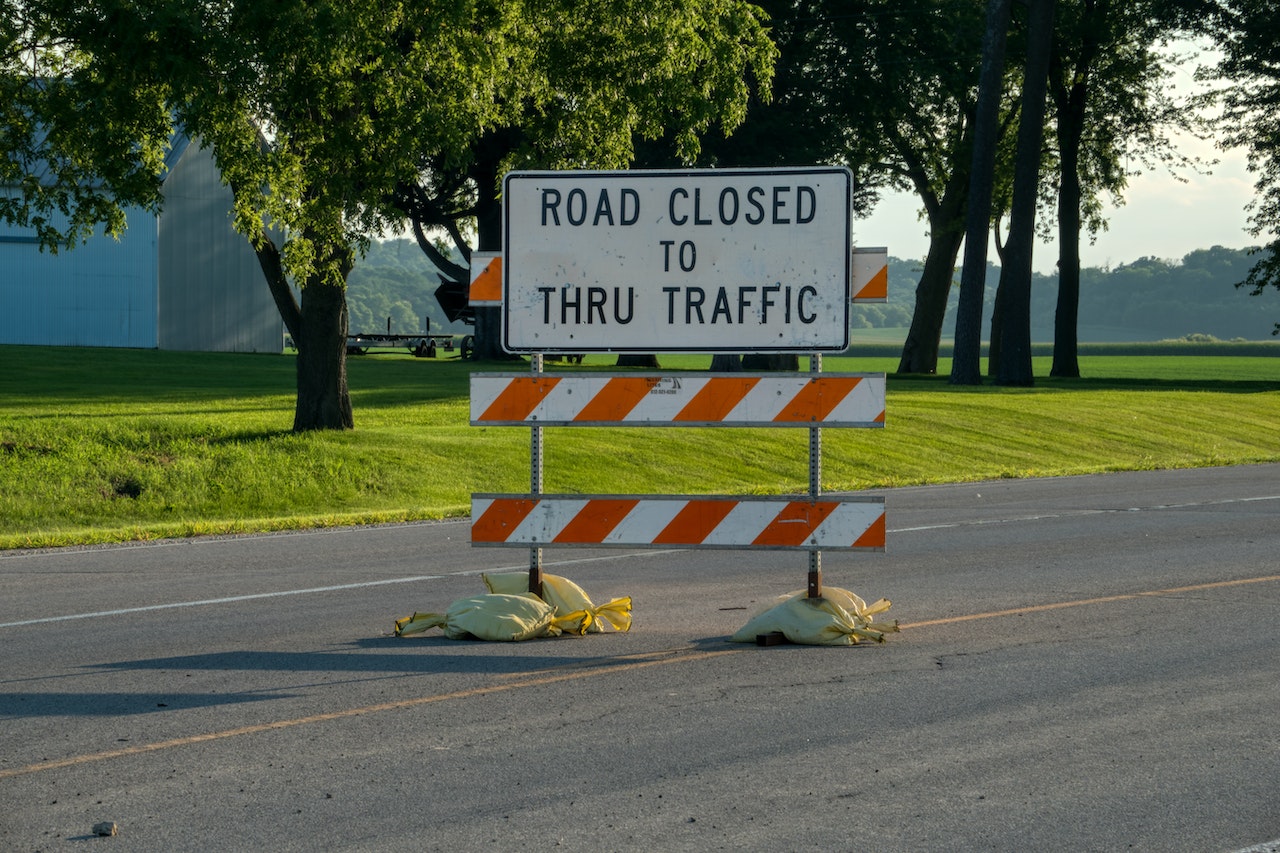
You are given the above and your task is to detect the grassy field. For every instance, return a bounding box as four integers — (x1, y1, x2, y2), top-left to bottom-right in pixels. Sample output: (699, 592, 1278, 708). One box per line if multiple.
(1, 344, 1277, 549)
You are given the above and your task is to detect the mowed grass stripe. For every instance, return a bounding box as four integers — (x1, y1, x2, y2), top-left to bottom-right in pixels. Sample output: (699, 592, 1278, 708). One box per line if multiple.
(0, 346, 1277, 548)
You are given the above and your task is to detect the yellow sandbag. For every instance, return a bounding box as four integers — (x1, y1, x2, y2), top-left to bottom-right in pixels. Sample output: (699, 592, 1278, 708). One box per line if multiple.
(395, 593, 581, 642)
(730, 587, 900, 646)
(394, 611, 448, 637)
(483, 572, 632, 633)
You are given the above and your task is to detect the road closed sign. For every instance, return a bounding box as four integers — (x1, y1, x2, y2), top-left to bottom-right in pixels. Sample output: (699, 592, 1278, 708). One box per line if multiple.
(502, 167, 853, 353)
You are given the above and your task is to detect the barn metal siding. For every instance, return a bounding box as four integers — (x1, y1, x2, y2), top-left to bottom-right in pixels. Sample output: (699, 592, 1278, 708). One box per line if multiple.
(1, 133, 280, 353)
(0, 206, 159, 348)
(156, 140, 282, 353)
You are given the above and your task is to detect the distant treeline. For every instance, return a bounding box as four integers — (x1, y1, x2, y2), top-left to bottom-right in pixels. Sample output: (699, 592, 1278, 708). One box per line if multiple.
(879, 245, 1280, 341)
(346, 238, 469, 336)
(350, 239, 1280, 342)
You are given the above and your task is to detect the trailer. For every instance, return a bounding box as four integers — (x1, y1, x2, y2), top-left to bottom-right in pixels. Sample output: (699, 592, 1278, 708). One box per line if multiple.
(345, 332, 473, 357)
(345, 317, 470, 357)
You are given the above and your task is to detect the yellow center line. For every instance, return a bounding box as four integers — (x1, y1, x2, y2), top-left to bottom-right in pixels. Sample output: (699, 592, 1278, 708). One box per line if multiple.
(491, 647, 691, 680)
(0, 648, 740, 780)
(5, 572, 1277, 781)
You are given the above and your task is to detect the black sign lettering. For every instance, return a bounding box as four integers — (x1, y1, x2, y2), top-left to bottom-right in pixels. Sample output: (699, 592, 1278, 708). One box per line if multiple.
(798, 285, 818, 323)
(540, 186, 640, 227)
(710, 288, 732, 323)
(613, 287, 635, 323)
(693, 188, 713, 225)
(719, 187, 740, 224)
(772, 186, 789, 224)
(797, 186, 816, 224)
(669, 188, 689, 226)
(686, 287, 706, 323)
(745, 187, 766, 224)
(539, 285, 638, 325)
(566, 189, 588, 226)
(592, 189, 615, 226)
(541, 190, 561, 226)
(737, 286, 757, 324)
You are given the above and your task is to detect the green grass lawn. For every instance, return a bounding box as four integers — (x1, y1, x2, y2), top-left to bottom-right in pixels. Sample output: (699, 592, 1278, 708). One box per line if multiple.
(1, 345, 1277, 549)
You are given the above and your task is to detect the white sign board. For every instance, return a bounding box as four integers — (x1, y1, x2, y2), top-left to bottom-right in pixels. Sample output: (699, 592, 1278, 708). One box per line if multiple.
(502, 167, 853, 353)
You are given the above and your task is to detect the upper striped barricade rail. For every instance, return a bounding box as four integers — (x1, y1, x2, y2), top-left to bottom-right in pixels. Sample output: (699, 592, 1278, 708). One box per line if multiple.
(470, 372, 886, 427)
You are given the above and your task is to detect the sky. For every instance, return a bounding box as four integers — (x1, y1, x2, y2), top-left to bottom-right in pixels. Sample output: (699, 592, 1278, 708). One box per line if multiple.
(858, 131, 1260, 275)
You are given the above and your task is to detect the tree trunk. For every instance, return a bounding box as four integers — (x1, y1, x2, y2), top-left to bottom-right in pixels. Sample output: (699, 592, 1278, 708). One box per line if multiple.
(616, 354, 661, 368)
(1048, 1, 1104, 380)
(896, 140, 970, 375)
(951, 0, 1012, 386)
(987, 279, 1004, 377)
(1052, 131, 1083, 378)
(993, 0, 1055, 387)
(471, 307, 507, 361)
(896, 222, 966, 374)
(710, 354, 743, 371)
(252, 235, 354, 431)
(470, 142, 519, 362)
(471, 201, 507, 360)
(293, 275, 354, 431)
(742, 354, 799, 371)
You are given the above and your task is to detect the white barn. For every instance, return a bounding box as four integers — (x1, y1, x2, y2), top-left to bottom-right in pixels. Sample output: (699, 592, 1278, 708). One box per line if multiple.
(0, 134, 281, 353)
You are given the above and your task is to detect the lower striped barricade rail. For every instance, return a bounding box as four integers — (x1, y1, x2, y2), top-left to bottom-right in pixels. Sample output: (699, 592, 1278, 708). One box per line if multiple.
(472, 494, 886, 551)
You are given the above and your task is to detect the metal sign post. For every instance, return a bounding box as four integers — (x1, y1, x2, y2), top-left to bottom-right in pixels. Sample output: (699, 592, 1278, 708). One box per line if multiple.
(529, 352, 544, 598)
(808, 352, 823, 599)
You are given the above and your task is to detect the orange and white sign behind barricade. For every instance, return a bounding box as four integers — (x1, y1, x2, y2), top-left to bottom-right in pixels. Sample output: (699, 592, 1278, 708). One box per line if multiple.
(472, 495, 886, 551)
(469, 251, 503, 305)
(852, 246, 888, 302)
(475, 246, 883, 306)
(470, 373, 886, 427)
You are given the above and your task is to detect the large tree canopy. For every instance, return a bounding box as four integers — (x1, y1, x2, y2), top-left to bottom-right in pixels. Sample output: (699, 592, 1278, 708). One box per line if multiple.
(13, 0, 531, 428)
(833, 0, 995, 375)
(1213, 0, 1280, 324)
(1042, 0, 1213, 377)
(21, 0, 773, 428)
(394, 0, 776, 359)
(1, 0, 171, 247)
(952, 0, 1214, 383)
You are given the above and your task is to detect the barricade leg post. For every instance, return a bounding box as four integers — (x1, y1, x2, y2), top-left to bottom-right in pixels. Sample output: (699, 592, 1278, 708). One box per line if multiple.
(808, 352, 823, 599)
(808, 550, 822, 599)
(529, 353, 544, 597)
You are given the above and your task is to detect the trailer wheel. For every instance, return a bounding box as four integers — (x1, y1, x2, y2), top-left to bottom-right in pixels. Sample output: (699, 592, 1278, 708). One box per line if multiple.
(461, 335, 475, 360)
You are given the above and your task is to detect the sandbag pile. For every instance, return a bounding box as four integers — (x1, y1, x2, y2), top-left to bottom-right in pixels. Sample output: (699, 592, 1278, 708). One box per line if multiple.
(730, 587, 900, 646)
(393, 573, 632, 642)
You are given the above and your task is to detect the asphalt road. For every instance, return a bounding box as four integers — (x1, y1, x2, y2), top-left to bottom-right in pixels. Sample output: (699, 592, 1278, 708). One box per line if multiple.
(2, 465, 1278, 852)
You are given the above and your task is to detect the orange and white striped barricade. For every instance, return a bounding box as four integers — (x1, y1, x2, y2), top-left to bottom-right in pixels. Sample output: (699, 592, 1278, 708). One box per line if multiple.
(469, 251, 503, 306)
(472, 494, 886, 551)
(470, 373, 886, 427)
(852, 246, 888, 303)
